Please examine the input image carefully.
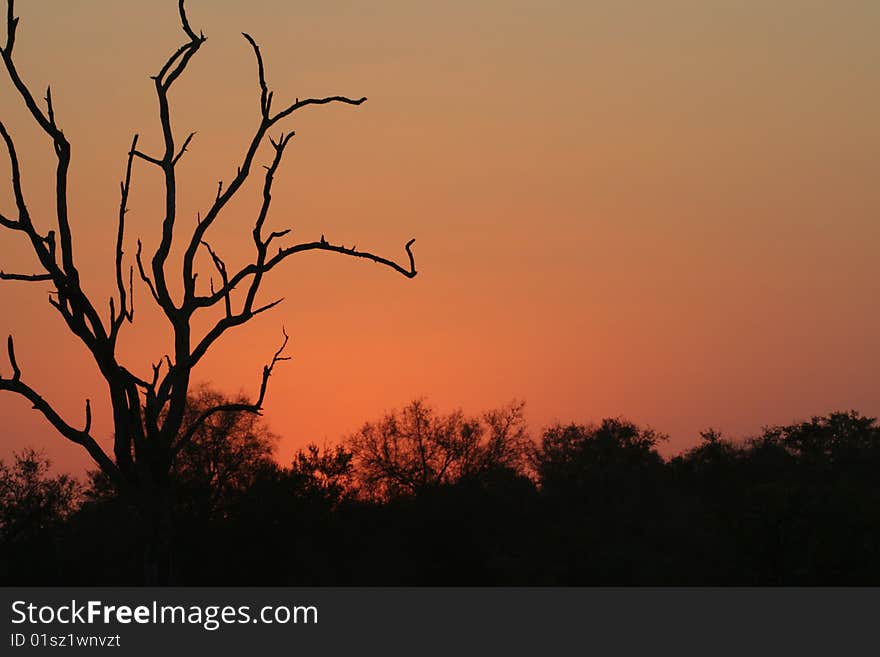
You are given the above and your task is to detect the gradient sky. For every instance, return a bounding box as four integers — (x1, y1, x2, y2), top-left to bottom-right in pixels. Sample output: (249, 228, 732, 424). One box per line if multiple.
(1, 0, 878, 473)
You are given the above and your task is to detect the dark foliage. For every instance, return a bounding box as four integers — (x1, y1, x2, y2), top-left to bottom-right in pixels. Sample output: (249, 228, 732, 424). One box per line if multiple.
(348, 399, 530, 500)
(0, 449, 80, 584)
(2, 404, 880, 585)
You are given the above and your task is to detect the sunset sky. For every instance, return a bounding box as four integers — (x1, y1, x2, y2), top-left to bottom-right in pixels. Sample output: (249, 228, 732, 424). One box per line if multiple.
(1, 0, 878, 473)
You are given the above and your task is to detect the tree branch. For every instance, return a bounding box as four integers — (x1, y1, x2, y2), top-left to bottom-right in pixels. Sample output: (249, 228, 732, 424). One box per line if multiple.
(177, 0, 200, 43)
(172, 131, 196, 165)
(131, 149, 163, 167)
(242, 33, 270, 116)
(111, 135, 139, 338)
(0, 271, 52, 282)
(6, 335, 20, 380)
(269, 235, 418, 282)
(200, 240, 231, 317)
(4, 0, 17, 55)
(1, 5, 110, 347)
(1, 3, 79, 283)
(144, 0, 205, 317)
(194, 237, 417, 312)
(0, 120, 31, 226)
(172, 329, 289, 455)
(179, 33, 369, 310)
(0, 335, 123, 486)
(135, 239, 161, 306)
(270, 95, 367, 124)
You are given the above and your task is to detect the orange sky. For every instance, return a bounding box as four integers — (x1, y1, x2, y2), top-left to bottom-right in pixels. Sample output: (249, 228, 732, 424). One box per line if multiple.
(1, 0, 878, 473)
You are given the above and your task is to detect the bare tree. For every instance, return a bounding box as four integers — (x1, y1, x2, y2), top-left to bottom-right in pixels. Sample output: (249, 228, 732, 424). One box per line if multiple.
(0, 1, 416, 582)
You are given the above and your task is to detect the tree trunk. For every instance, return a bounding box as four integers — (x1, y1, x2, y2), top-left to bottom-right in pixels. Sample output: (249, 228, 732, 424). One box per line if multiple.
(142, 489, 175, 585)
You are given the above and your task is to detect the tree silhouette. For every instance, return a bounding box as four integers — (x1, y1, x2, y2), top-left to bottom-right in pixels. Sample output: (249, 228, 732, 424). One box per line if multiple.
(0, 448, 80, 583)
(533, 418, 666, 499)
(289, 443, 357, 507)
(530, 419, 669, 583)
(0, 0, 416, 582)
(0, 448, 79, 540)
(4, 407, 880, 584)
(348, 399, 530, 500)
(172, 386, 280, 518)
(88, 386, 280, 518)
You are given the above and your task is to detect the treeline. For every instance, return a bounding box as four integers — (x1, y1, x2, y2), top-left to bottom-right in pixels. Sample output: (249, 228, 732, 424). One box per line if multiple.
(2, 391, 880, 585)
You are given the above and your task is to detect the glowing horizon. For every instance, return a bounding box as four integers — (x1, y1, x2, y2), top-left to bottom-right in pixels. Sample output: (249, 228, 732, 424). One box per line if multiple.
(1, 0, 878, 474)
